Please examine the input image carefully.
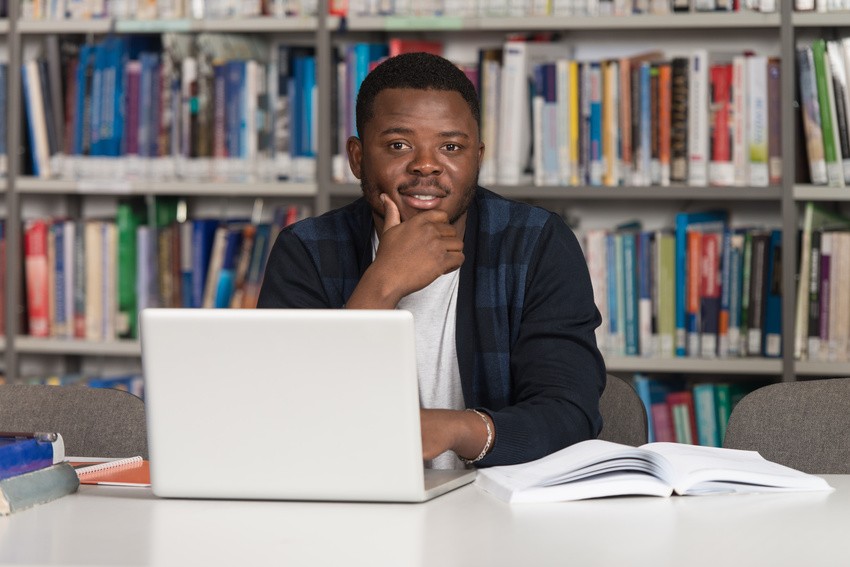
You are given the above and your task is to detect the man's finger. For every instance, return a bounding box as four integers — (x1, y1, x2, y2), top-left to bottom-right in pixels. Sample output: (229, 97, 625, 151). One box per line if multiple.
(381, 194, 401, 232)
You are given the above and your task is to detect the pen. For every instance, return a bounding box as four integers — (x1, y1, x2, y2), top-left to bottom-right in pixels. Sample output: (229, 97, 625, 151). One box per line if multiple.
(0, 432, 59, 442)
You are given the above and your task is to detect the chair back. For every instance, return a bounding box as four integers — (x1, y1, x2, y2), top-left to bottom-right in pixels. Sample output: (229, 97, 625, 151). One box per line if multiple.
(597, 374, 648, 446)
(0, 385, 148, 458)
(723, 378, 850, 474)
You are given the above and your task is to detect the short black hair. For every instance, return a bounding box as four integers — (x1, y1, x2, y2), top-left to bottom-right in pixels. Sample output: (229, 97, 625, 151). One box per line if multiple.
(355, 52, 481, 139)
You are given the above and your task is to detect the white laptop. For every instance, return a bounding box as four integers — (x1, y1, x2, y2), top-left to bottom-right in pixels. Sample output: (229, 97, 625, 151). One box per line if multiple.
(140, 308, 476, 503)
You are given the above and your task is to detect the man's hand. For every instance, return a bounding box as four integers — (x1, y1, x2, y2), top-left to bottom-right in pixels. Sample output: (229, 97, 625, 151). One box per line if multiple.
(346, 195, 464, 309)
(420, 408, 494, 463)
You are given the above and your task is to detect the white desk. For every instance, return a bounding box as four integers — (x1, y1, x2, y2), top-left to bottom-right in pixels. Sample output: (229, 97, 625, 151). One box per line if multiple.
(1, 475, 849, 567)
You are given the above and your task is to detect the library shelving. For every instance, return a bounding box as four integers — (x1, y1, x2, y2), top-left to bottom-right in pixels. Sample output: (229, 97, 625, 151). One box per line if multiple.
(1, 0, 847, 394)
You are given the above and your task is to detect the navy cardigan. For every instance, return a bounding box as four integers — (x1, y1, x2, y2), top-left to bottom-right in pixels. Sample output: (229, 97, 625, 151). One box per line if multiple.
(257, 187, 606, 466)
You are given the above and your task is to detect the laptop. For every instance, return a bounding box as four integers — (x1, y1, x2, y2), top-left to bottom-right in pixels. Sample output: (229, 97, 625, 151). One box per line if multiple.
(140, 308, 476, 503)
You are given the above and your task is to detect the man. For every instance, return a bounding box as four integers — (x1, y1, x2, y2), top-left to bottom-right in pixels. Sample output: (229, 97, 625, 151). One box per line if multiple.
(258, 52, 606, 468)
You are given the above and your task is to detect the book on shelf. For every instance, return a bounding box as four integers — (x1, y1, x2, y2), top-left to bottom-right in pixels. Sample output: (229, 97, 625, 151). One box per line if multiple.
(474, 439, 832, 504)
(0, 463, 79, 516)
(1, 432, 66, 481)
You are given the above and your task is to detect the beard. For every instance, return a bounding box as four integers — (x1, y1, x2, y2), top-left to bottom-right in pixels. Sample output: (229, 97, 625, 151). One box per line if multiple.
(360, 165, 478, 226)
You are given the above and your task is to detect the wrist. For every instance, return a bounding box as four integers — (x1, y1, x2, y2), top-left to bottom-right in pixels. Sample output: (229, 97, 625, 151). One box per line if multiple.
(346, 264, 403, 309)
(457, 409, 494, 465)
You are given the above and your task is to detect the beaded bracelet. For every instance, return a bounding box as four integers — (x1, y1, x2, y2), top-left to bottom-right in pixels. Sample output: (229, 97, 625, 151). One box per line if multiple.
(459, 409, 493, 465)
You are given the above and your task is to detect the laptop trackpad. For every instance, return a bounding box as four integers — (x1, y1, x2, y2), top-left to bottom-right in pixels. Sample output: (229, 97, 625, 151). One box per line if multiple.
(423, 469, 477, 500)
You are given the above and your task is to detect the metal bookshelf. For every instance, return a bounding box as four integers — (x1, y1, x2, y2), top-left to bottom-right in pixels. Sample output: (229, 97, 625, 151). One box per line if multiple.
(331, 182, 784, 201)
(339, 12, 780, 32)
(16, 16, 319, 35)
(605, 356, 783, 375)
(14, 337, 141, 357)
(14, 177, 318, 197)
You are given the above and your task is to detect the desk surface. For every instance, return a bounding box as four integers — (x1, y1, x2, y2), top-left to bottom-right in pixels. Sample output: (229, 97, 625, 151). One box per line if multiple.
(2, 475, 849, 567)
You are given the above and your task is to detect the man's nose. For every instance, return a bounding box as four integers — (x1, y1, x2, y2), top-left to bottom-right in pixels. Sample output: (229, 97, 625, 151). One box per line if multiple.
(408, 147, 443, 176)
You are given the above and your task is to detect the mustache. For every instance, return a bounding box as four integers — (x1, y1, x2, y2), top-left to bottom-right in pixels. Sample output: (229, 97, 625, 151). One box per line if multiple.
(397, 178, 451, 194)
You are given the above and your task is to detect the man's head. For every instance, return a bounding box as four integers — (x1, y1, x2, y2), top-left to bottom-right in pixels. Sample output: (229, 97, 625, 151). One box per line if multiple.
(347, 53, 484, 234)
(355, 52, 481, 140)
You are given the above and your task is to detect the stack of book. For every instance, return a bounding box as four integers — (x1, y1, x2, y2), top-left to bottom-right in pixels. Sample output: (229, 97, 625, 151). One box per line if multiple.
(0, 432, 79, 515)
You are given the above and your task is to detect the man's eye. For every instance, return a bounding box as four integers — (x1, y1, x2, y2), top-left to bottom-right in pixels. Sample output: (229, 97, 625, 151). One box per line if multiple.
(444, 143, 460, 152)
(390, 142, 408, 150)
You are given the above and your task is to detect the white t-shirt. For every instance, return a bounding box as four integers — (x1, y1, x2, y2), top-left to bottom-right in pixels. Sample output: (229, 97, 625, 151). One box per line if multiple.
(373, 231, 466, 470)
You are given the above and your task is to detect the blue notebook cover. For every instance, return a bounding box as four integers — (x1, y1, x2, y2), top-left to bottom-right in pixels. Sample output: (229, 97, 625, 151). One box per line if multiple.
(0, 437, 56, 481)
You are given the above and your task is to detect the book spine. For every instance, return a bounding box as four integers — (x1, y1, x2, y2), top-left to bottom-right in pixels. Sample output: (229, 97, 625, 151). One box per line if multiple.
(808, 229, 823, 359)
(798, 46, 828, 185)
(812, 39, 844, 187)
(767, 57, 782, 185)
(699, 231, 722, 358)
(746, 56, 770, 187)
(670, 57, 689, 182)
(24, 219, 50, 337)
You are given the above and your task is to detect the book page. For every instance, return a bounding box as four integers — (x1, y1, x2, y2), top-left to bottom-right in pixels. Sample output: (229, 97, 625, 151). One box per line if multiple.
(642, 442, 833, 495)
(474, 439, 677, 502)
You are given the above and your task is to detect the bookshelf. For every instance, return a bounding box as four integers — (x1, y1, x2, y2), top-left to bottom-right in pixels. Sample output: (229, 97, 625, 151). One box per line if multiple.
(0, 0, 846, 391)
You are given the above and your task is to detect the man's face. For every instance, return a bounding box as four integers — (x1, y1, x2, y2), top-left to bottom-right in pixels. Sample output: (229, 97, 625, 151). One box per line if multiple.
(347, 88, 484, 234)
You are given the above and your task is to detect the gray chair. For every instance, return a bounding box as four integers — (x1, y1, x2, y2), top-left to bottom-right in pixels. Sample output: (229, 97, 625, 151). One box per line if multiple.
(0, 385, 148, 458)
(723, 378, 850, 474)
(597, 374, 648, 447)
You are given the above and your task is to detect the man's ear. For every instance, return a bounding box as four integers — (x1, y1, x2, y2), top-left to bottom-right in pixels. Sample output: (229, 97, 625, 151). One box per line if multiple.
(347, 136, 363, 180)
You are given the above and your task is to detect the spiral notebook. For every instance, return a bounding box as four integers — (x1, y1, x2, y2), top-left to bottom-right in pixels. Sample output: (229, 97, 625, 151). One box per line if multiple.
(73, 456, 151, 487)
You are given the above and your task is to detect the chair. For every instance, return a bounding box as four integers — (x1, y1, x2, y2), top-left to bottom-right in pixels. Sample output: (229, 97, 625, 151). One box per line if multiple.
(723, 378, 850, 474)
(597, 374, 648, 447)
(0, 385, 148, 458)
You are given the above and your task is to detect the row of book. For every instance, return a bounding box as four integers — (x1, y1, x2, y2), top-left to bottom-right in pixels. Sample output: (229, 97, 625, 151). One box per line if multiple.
(585, 211, 783, 359)
(22, 34, 317, 182)
(527, 51, 780, 188)
(794, 202, 850, 362)
(631, 374, 762, 446)
(796, 0, 850, 11)
(20, 0, 318, 19)
(338, 0, 776, 16)
(21, 199, 309, 341)
(798, 39, 850, 188)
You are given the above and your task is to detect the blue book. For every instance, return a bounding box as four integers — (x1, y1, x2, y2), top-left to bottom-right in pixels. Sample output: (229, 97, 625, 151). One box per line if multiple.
(53, 221, 67, 335)
(90, 42, 109, 156)
(20, 62, 41, 176)
(763, 229, 783, 358)
(674, 210, 728, 356)
(137, 52, 158, 158)
(588, 62, 602, 186)
(693, 383, 720, 447)
(640, 61, 652, 184)
(191, 219, 220, 309)
(300, 55, 316, 157)
(0, 435, 61, 481)
(622, 231, 639, 356)
(226, 60, 246, 158)
(214, 227, 244, 308)
(718, 228, 733, 357)
(73, 44, 93, 156)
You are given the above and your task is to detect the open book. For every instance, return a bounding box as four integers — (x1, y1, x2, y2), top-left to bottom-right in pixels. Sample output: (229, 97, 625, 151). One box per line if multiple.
(475, 440, 833, 503)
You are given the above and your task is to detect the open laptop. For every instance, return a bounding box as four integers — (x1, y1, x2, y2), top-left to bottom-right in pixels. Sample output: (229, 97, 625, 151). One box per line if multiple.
(140, 308, 476, 502)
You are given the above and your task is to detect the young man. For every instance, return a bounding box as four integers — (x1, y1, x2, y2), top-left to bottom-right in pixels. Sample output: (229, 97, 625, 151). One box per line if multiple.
(258, 52, 606, 469)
